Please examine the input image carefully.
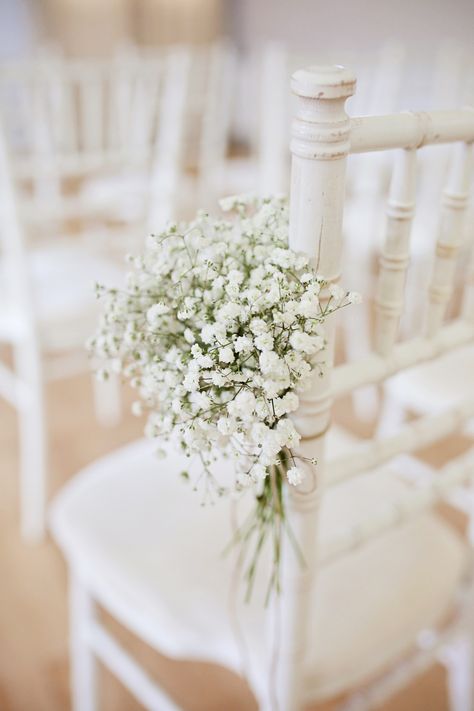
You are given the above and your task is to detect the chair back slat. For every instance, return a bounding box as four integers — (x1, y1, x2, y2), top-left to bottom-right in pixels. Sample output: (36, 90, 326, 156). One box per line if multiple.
(107, 49, 141, 151)
(258, 42, 289, 194)
(196, 41, 236, 207)
(78, 67, 105, 153)
(147, 48, 191, 228)
(462, 238, 474, 321)
(30, 69, 62, 208)
(0, 118, 34, 323)
(424, 141, 473, 336)
(374, 147, 417, 354)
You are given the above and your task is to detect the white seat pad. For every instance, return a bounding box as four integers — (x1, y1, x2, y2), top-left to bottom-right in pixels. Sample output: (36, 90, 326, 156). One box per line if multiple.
(50, 427, 467, 703)
(0, 243, 123, 349)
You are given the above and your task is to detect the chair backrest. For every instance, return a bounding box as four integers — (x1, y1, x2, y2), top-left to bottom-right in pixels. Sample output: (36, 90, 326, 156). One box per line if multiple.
(278, 65, 474, 710)
(0, 112, 36, 338)
(0, 48, 167, 220)
(0, 41, 235, 226)
(252, 42, 406, 195)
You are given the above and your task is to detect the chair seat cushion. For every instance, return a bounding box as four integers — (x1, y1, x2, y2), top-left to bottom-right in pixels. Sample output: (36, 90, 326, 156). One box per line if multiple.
(0, 243, 123, 350)
(50, 427, 467, 703)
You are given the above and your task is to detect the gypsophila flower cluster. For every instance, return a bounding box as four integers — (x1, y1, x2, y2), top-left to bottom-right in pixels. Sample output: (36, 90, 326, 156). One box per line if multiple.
(89, 194, 359, 600)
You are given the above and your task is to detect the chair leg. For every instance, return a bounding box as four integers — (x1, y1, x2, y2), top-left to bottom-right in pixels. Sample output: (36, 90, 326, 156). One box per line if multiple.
(92, 372, 121, 427)
(70, 573, 98, 711)
(462, 417, 474, 438)
(14, 341, 47, 542)
(439, 637, 473, 711)
(376, 387, 406, 439)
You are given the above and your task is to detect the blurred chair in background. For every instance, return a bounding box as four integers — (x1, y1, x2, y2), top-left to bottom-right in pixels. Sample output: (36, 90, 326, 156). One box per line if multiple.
(50, 64, 474, 711)
(0, 40, 235, 542)
(228, 39, 474, 425)
(0, 90, 123, 543)
(225, 40, 407, 424)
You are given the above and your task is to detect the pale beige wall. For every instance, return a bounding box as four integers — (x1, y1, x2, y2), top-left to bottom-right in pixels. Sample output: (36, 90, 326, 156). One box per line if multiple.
(229, 0, 473, 56)
(135, 0, 222, 46)
(43, 0, 131, 55)
(41, 0, 222, 55)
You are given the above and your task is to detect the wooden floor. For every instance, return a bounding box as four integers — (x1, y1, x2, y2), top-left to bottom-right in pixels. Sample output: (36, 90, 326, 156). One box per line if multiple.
(0, 372, 453, 711)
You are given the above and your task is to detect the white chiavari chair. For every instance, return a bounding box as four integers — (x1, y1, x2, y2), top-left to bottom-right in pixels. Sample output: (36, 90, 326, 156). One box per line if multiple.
(0, 107, 126, 542)
(0, 45, 191, 234)
(76, 40, 236, 228)
(50, 65, 474, 711)
(0, 48, 144, 225)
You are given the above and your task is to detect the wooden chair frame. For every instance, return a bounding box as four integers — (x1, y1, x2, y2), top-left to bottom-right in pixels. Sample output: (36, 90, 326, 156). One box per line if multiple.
(52, 64, 474, 711)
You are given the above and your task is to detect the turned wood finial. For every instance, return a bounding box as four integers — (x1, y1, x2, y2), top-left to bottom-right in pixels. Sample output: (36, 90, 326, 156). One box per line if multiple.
(288, 66, 355, 442)
(289, 65, 355, 271)
(291, 64, 356, 100)
(290, 65, 356, 163)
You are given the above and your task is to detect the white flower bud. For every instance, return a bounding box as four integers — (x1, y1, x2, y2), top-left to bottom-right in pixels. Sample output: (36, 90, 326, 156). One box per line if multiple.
(219, 346, 234, 364)
(287, 466, 304, 486)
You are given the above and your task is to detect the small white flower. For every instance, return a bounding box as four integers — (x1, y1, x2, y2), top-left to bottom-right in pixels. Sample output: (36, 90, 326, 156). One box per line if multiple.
(147, 303, 170, 323)
(347, 291, 362, 304)
(290, 332, 318, 355)
(328, 283, 345, 301)
(200, 324, 215, 344)
(250, 318, 268, 335)
(183, 371, 200, 392)
(228, 269, 244, 284)
(194, 391, 211, 410)
(259, 350, 281, 374)
(287, 466, 304, 486)
(219, 346, 235, 364)
(184, 328, 195, 344)
(211, 371, 227, 387)
(171, 398, 182, 414)
(251, 464, 268, 482)
(254, 332, 274, 351)
(219, 195, 237, 212)
(197, 354, 213, 368)
(217, 416, 236, 435)
(234, 336, 253, 353)
(177, 308, 192, 320)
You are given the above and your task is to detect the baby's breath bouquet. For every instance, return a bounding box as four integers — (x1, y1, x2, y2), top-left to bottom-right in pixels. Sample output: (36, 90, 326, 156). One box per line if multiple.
(90, 195, 358, 600)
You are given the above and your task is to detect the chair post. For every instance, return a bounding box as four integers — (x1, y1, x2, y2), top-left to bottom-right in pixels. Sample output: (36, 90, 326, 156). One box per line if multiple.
(15, 339, 47, 541)
(70, 573, 98, 711)
(273, 66, 356, 711)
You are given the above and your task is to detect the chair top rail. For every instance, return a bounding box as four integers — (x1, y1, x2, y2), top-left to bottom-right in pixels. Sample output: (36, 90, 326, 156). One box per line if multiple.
(350, 109, 474, 154)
